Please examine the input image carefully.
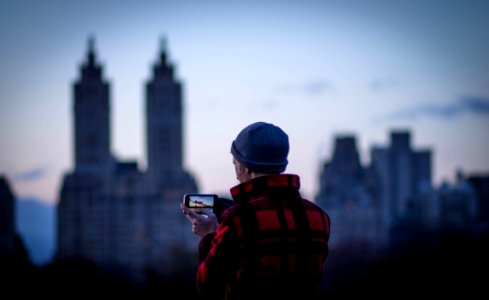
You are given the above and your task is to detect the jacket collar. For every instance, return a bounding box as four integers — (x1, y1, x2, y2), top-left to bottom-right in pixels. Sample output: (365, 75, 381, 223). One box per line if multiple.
(230, 174, 300, 203)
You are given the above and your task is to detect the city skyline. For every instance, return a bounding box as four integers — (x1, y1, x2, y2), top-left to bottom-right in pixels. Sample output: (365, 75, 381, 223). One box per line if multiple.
(1, 0, 489, 204)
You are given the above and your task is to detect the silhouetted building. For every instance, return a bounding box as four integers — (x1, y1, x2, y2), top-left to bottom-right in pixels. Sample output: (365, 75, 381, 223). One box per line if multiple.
(435, 172, 477, 229)
(467, 173, 489, 227)
(316, 136, 364, 209)
(0, 176, 16, 254)
(146, 38, 183, 180)
(57, 37, 198, 281)
(372, 130, 433, 230)
(315, 135, 384, 251)
(0, 176, 30, 264)
(73, 37, 113, 175)
(315, 130, 434, 251)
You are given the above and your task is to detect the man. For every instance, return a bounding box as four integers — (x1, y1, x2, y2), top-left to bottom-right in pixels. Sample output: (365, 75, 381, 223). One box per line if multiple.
(181, 121, 330, 300)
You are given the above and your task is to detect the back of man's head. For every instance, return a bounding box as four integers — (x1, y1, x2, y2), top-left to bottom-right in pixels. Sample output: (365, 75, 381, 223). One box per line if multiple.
(231, 122, 289, 174)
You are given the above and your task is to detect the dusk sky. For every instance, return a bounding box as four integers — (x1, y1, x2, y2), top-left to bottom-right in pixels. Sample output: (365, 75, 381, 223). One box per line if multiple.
(1, 0, 488, 205)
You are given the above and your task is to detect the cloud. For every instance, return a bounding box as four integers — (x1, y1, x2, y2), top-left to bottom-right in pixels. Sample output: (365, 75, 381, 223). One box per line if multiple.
(12, 167, 48, 182)
(385, 95, 489, 120)
(261, 98, 279, 110)
(274, 79, 334, 96)
(369, 78, 399, 92)
(461, 96, 489, 114)
(303, 80, 333, 95)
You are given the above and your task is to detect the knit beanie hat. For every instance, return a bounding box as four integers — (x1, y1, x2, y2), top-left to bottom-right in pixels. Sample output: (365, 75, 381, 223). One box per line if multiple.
(231, 122, 289, 173)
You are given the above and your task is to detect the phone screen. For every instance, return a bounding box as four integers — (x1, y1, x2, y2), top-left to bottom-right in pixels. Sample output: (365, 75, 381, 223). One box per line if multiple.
(185, 194, 216, 208)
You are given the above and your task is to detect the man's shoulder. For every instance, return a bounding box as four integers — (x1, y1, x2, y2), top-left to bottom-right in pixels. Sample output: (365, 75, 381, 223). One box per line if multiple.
(301, 198, 328, 214)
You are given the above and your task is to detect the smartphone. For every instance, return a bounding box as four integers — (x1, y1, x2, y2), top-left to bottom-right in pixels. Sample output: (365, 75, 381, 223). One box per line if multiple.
(183, 193, 217, 209)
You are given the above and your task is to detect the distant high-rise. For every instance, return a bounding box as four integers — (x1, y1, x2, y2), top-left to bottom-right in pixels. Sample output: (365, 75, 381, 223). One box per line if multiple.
(73, 37, 112, 174)
(388, 131, 412, 219)
(146, 38, 184, 180)
(316, 135, 364, 209)
(381, 130, 432, 225)
(467, 174, 489, 225)
(315, 135, 382, 249)
(57, 37, 198, 280)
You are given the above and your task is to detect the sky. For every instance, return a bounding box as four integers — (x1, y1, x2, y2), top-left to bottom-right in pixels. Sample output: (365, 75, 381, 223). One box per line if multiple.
(1, 0, 488, 205)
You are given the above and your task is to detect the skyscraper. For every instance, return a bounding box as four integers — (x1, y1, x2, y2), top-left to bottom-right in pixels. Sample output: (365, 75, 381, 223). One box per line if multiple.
(315, 135, 365, 209)
(57, 37, 198, 280)
(381, 130, 432, 225)
(146, 38, 184, 180)
(73, 37, 112, 174)
(315, 135, 382, 249)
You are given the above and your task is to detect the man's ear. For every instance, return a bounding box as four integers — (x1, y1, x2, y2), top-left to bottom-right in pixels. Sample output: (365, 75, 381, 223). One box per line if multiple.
(245, 166, 253, 175)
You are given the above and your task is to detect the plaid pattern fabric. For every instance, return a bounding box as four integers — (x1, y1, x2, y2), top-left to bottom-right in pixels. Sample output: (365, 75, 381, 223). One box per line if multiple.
(197, 174, 330, 300)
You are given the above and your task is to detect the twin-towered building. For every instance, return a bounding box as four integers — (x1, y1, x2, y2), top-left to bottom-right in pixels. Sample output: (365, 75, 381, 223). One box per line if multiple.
(57, 37, 198, 280)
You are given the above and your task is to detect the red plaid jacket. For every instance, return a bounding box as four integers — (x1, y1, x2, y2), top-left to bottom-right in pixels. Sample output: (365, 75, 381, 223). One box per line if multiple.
(196, 174, 330, 300)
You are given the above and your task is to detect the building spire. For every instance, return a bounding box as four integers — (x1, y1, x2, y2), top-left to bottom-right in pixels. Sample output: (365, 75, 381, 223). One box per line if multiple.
(159, 35, 167, 53)
(87, 35, 96, 65)
(158, 35, 169, 64)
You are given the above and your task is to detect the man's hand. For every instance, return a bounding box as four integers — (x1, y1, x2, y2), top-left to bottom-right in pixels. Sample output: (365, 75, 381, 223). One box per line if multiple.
(180, 203, 219, 237)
